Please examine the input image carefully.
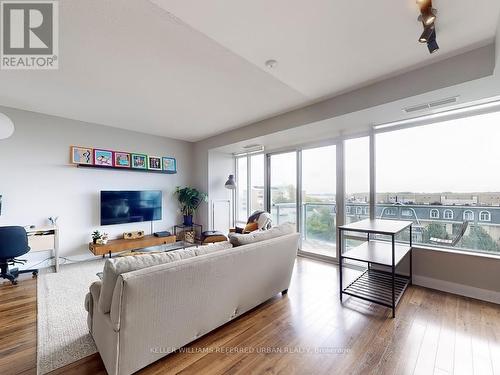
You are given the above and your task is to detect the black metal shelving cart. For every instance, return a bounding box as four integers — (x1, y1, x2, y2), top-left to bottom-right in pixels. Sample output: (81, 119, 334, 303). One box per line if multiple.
(338, 219, 413, 318)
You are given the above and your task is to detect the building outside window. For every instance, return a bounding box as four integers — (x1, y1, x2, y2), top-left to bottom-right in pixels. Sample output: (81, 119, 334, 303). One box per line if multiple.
(480, 211, 491, 222)
(376, 110, 500, 254)
(443, 209, 454, 220)
(463, 210, 474, 221)
(401, 209, 412, 217)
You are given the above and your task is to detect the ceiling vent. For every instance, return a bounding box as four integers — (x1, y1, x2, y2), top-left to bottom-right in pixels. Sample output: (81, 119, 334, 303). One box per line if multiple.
(403, 96, 459, 113)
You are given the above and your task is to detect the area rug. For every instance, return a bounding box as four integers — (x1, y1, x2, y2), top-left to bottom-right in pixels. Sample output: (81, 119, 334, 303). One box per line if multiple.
(37, 259, 105, 374)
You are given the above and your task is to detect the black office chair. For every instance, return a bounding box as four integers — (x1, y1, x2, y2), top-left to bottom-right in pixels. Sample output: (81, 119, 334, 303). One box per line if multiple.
(0, 226, 38, 285)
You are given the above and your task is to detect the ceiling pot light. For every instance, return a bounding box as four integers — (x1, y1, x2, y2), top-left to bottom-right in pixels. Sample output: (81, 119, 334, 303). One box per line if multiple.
(265, 59, 278, 69)
(0, 113, 14, 139)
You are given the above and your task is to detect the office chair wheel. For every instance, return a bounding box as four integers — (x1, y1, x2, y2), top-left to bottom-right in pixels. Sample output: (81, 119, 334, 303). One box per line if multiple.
(11, 279, 18, 285)
(32, 271, 38, 277)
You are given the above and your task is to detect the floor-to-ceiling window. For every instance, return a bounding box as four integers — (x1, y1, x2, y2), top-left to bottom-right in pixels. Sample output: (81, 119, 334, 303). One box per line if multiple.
(233, 105, 500, 260)
(345, 137, 370, 225)
(375, 110, 500, 255)
(269, 152, 297, 226)
(235, 153, 265, 226)
(250, 154, 265, 213)
(301, 145, 337, 257)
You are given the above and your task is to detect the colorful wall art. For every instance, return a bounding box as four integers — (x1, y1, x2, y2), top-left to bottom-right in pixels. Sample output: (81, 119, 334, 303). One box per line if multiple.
(70, 146, 176, 174)
(94, 149, 113, 166)
(71, 146, 93, 165)
(162, 157, 176, 172)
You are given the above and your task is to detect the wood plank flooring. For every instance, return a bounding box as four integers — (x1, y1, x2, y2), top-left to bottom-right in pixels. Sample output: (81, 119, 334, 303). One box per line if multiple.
(1, 257, 500, 375)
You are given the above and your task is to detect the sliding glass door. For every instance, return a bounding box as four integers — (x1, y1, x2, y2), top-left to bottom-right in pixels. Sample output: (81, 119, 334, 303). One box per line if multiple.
(269, 152, 298, 226)
(301, 145, 337, 258)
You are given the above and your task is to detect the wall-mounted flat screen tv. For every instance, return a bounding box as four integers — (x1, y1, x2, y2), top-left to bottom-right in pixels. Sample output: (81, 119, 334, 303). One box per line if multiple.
(100, 191, 162, 226)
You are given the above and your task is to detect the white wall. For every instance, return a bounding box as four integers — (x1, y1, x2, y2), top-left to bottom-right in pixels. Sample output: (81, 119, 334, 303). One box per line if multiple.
(207, 150, 234, 232)
(0, 106, 193, 264)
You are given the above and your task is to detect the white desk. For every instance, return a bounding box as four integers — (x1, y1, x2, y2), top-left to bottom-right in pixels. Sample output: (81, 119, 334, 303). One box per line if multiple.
(26, 226, 60, 272)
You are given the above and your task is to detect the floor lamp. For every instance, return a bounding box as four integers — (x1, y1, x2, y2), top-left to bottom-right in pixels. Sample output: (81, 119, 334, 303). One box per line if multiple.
(225, 174, 236, 227)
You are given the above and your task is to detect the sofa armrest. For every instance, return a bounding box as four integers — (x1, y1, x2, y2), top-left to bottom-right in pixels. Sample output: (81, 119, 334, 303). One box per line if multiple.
(90, 280, 102, 303)
(86, 281, 102, 333)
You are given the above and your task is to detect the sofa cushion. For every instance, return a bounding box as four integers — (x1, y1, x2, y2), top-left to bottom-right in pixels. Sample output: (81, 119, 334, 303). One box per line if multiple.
(228, 222, 295, 247)
(98, 248, 196, 314)
(194, 241, 233, 256)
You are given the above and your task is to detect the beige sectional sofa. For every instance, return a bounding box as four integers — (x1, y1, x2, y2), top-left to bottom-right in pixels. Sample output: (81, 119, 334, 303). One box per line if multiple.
(85, 224, 299, 375)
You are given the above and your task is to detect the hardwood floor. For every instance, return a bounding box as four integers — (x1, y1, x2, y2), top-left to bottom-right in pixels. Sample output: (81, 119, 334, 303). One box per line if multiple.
(1, 257, 500, 375)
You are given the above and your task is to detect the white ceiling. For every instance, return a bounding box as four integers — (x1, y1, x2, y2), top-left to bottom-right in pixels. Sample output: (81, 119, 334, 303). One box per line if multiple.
(0, 0, 499, 142)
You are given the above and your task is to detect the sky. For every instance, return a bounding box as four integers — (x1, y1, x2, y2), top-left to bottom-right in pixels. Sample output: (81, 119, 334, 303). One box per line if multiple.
(258, 110, 500, 195)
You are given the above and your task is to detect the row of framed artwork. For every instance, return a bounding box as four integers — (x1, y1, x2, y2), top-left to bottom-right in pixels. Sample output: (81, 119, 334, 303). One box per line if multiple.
(70, 146, 177, 173)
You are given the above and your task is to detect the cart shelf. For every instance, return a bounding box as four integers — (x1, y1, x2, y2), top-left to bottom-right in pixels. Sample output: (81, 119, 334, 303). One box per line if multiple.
(342, 241, 411, 267)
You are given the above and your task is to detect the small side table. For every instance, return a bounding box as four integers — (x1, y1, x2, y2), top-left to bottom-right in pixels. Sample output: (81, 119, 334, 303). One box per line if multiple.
(173, 224, 203, 243)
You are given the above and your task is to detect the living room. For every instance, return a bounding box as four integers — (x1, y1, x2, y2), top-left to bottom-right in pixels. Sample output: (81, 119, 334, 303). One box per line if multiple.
(1, 1, 500, 374)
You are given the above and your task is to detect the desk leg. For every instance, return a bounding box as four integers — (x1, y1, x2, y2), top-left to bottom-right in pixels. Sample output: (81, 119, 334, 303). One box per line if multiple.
(54, 228, 60, 273)
(109, 251, 112, 259)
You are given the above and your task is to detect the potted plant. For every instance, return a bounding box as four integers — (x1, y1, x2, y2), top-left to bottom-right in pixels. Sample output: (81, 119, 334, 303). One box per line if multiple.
(174, 186, 208, 226)
(92, 230, 102, 244)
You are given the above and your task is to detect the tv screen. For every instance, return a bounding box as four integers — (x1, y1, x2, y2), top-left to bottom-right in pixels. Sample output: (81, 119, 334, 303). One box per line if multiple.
(100, 191, 162, 226)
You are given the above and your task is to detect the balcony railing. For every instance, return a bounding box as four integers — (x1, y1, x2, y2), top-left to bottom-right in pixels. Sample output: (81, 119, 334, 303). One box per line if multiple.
(271, 202, 500, 255)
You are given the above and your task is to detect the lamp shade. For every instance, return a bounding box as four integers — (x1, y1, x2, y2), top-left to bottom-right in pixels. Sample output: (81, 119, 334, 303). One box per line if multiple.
(225, 174, 236, 190)
(0, 113, 14, 139)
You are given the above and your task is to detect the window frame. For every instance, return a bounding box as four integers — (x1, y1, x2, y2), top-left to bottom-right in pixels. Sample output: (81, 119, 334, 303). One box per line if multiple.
(463, 210, 474, 221)
(443, 209, 454, 220)
(480, 210, 491, 222)
(430, 209, 439, 219)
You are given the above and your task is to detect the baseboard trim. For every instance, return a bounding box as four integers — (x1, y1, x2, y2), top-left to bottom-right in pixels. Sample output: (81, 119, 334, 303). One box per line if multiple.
(413, 275, 500, 305)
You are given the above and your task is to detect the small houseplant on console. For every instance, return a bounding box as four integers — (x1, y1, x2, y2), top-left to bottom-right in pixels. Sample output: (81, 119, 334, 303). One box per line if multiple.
(174, 186, 208, 226)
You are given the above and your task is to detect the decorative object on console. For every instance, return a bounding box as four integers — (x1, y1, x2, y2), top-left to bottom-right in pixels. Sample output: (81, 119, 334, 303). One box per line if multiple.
(174, 186, 208, 226)
(92, 230, 102, 244)
(162, 157, 176, 172)
(114, 152, 131, 168)
(70, 146, 93, 165)
(123, 231, 145, 240)
(148, 155, 162, 171)
(131, 153, 147, 169)
(96, 233, 109, 245)
(94, 149, 113, 166)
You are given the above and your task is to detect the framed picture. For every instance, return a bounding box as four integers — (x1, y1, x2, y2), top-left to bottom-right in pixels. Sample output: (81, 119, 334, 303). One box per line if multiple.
(70, 146, 93, 165)
(94, 149, 114, 167)
(131, 153, 147, 169)
(162, 157, 177, 172)
(148, 156, 162, 171)
(114, 152, 131, 168)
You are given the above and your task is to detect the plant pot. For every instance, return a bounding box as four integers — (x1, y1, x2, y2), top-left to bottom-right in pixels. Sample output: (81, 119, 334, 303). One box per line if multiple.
(183, 214, 193, 226)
